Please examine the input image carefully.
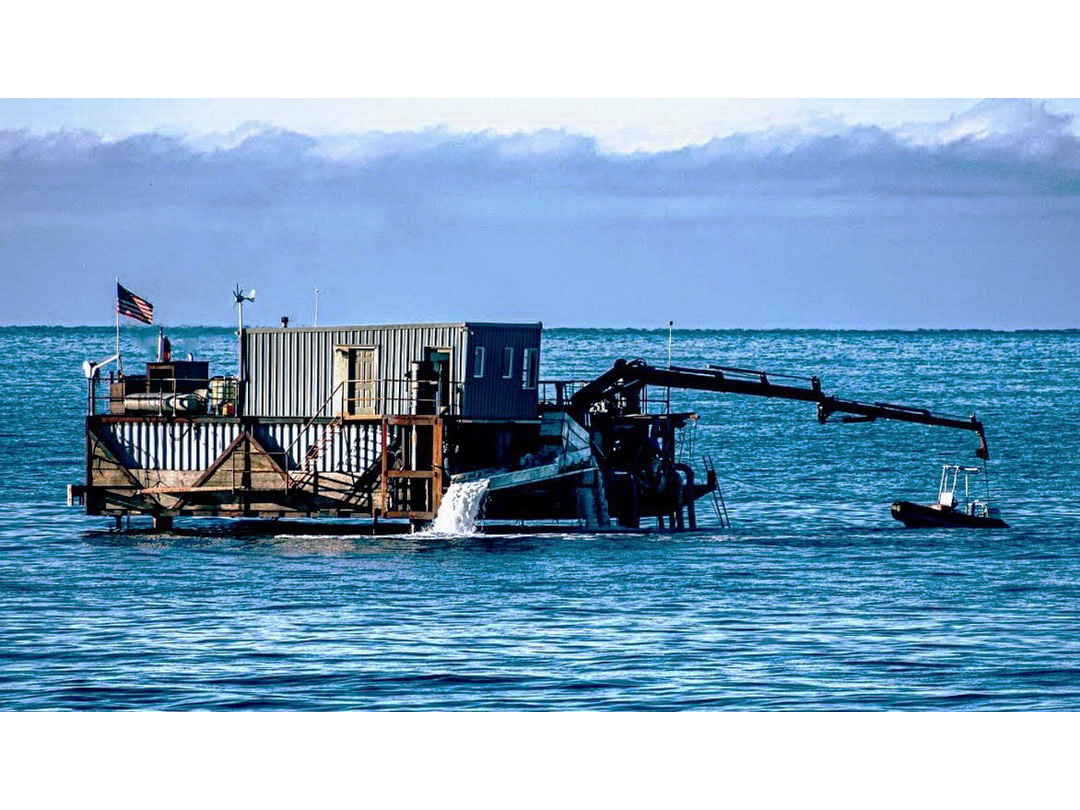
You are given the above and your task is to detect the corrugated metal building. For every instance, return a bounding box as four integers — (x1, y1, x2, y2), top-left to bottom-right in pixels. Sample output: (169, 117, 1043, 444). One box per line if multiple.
(242, 322, 542, 420)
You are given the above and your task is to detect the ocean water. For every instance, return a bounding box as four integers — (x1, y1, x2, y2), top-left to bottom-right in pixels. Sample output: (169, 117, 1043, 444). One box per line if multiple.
(1, 326, 1079, 711)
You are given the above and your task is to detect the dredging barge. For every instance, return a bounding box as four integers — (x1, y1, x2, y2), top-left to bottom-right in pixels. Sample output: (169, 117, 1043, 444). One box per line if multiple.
(68, 320, 997, 532)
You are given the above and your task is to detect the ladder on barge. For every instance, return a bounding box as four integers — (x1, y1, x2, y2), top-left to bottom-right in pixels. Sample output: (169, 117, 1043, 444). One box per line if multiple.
(702, 454, 731, 529)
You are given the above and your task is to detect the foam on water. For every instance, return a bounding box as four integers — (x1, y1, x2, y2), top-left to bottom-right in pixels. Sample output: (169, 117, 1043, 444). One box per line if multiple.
(428, 479, 490, 534)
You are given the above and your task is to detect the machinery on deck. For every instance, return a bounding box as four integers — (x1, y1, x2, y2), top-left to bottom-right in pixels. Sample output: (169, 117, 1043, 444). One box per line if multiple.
(488, 358, 994, 530)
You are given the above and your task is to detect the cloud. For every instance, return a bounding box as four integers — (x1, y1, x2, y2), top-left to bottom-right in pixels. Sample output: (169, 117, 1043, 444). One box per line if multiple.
(1, 99, 1077, 216)
(0, 127, 101, 161)
(930, 99, 1074, 153)
(2, 99, 1079, 328)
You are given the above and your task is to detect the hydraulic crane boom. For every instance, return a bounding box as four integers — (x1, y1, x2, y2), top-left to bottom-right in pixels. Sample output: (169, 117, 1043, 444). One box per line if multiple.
(569, 358, 990, 459)
(814, 395, 988, 459)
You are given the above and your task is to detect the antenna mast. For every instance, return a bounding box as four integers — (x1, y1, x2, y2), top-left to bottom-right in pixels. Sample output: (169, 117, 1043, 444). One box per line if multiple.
(233, 284, 256, 404)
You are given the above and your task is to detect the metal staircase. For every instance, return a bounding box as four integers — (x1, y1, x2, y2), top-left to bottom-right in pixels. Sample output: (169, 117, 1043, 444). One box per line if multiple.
(288, 414, 347, 493)
(282, 382, 370, 506)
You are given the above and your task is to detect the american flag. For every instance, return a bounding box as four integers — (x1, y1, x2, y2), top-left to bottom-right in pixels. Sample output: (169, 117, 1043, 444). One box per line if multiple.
(117, 283, 153, 325)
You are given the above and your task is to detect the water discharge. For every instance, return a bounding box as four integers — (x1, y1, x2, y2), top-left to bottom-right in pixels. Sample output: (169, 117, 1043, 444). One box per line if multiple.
(428, 479, 490, 534)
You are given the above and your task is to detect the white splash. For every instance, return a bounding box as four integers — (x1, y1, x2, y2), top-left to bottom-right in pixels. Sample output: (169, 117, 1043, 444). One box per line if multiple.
(428, 479, 490, 535)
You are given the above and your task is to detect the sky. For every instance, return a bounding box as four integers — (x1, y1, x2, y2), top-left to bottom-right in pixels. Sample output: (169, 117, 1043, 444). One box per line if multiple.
(2, 98, 1078, 329)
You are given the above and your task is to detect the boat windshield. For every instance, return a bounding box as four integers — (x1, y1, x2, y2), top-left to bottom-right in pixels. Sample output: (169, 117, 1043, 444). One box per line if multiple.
(938, 465, 990, 514)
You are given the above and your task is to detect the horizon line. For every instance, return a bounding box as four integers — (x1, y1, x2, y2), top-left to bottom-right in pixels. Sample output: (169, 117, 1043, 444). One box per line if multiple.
(3, 323, 1078, 333)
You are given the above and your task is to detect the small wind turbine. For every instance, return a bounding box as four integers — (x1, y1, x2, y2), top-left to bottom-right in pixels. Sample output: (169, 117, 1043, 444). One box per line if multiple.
(233, 284, 256, 387)
(233, 284, 256, 325)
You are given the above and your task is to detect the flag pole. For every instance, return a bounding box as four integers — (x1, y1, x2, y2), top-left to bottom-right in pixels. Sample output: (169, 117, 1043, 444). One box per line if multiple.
(115, 277, 122, 374)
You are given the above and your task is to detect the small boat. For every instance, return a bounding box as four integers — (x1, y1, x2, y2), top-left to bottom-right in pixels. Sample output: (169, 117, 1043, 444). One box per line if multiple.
(891, 464, 1008, 528)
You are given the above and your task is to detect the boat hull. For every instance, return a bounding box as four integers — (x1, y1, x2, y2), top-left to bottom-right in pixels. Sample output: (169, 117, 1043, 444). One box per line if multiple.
(891, 501, 1009, 528)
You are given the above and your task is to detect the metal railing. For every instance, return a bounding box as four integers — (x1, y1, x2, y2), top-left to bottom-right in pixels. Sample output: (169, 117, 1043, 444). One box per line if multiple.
(538, 380, 591, 408)
(539, 378, 674, 416)
(338, 377, 463, 417)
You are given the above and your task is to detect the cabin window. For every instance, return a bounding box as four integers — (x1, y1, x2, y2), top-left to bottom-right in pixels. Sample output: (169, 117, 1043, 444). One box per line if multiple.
(473, 347, 485, 378)
(502, 347, 514, 379)
(523, 348, 539, 390)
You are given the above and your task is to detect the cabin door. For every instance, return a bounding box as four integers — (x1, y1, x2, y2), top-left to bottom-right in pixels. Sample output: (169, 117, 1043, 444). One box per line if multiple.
(338, 346, 378, 416)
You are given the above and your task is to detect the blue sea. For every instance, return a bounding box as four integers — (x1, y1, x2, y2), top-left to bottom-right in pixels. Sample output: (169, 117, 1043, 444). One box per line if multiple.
(2, 326, 1079, 711)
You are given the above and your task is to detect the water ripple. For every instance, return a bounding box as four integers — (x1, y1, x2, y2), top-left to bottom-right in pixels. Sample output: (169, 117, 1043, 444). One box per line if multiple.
(2, 328, 1080, 709)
